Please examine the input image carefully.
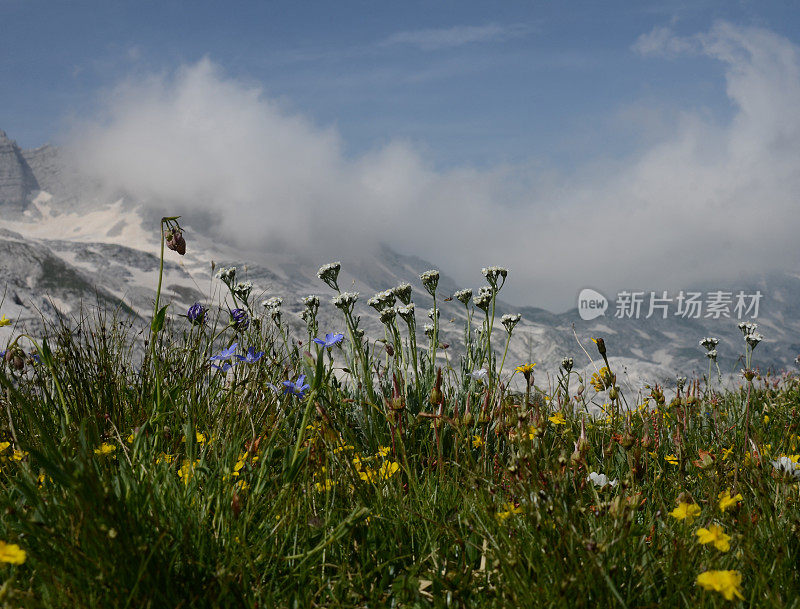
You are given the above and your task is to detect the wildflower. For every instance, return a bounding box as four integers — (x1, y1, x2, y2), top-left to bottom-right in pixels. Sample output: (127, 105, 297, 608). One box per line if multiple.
(699, 337, 719, 350)
(548, 412, 566, 426)
(156, 453, 175, 464)
(0, 541, 26, 565)
(528, 425, 542, 439)
(481, 266, 508, 290)
(705, 349, 718, 360)
(235, 346, 264, 364)
(216, 267, 236, 287)
(212, 361, 237, 372)
(94, 442, 116, 457)
(210, 343, 239, 361)
(232, 281, 253, 304)
(378, 461, 400, 480)
(230, 308, 249, 331)
(696, 524, 731, 552)
(377, 446, 390, 457)
(771, 456, 800, 479)
(379, 307, 396, 324)
(367, 290, 395, 312)
(0, 315, 11, 327)
(427, 307, 439, 321)
(186, 302, 206, 325)
(472, 435, 484, 448)
(392, 283, 413, 305)
(745, 332, 763, 349)
(561, 357, 573, 372)
(738, 321, 757, 337)
(515, 363, 535, 381)
(591, 336, 606, 356)
(313, 333, 344, 348)
(454, 288, 472, 305)
(696, 570, 744, 601)
(419, 270, 440, 296)
(496, 502, 522, 521)
(283, 374, 310, 398)
(178, 459, 199, 485)
(332, 292, 358, 314)
(315, 479, 336, 492)
(0, 442, 10, 454)
(587, 472, 618, 488)
(721, 446, 734, 461)
(670, 501, 701, 523)
(590, 367, 615, 392)
(469, 369, 488, 382)
(317, 261, 341, 290)
(665, 454, 679, 466)
(165, 228, 186, 255)
(396, 303, 415, 324)
(423, 324, 434, 339)
(474, 287, 493, 311)
(11, 450, 27, 461)
(501, 313, 521, 333)
(302, 294, 320, 311)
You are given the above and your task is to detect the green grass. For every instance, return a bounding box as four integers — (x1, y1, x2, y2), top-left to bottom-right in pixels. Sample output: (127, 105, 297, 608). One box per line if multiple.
(0, 257, 798, 608)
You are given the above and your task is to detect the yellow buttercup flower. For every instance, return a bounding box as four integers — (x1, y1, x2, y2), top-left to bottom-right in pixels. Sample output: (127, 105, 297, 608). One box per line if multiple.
(0, 541, 26, 564)
(718, 490, 743, 512)
(670, 501, 701, 523)
(315, 479, 336, 492)
(665, 454, 679, 466)
(0, 441, 10, 453)
(696, 524, 731, 552)
(471, 435, 484, 448)
(0, 315, 11, 327)
(377, 446, 390, 457)
(696, 570, 743, 600)
(515, 363, 536, 374)
(378, 461, 400, 480)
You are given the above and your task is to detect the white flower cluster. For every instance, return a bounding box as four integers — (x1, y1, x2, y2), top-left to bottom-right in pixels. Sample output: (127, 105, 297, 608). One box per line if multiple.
(561, 357, 574, 371)
(771, 456, 800, 480)
(699, 337, 719, 350)
(317, 261, 341, 289)
(379, 308, 396, 325)
(392, 283, 413, 305)
(232, 280, 253, 303)
(423, 324, 434, 339)
(396, 303, 415, 323)
(367, 289, 396, 312)
(261, 296, 282, 310)
(454, 288, 472, 305)
(738, 321, 758, 336)
(427, 308, 440, 320)
(501, 313, 521, 333)
(216, 266, 236, 287)
(419, 270, 440, 296)
(474, 286, 493, 311)
(481, 266, 508, 287)
(332, 291, 359, 313)
(746, 332, 763, 349)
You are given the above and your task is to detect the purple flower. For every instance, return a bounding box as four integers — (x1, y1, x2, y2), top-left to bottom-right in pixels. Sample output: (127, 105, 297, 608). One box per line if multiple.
(211, 361, 238, 372)
(282, 374, 310, 398)
(236, 346, 264, 364)
(210, 342, 239, 361)
(230, 308, 249, 330)
(187, 302, 206, 325)
(313, 333, 344, 348)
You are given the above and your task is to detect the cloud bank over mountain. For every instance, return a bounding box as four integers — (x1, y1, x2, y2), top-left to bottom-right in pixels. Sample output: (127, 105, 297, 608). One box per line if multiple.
(69, 22, 800, 311)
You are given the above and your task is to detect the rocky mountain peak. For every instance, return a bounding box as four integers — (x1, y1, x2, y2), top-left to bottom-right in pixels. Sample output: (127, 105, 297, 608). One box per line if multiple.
(0, 130, 39, 210)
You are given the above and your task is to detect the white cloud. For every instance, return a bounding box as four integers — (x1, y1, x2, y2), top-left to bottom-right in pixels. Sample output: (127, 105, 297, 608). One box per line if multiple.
(632, 25, 698, 57)
(380, 23, 530, 51)
(71, 23, 800, 311)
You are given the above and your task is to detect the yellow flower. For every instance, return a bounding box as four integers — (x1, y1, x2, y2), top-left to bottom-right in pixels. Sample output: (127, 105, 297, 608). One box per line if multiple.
(721, 446, 734, 461)
(94, 443, 116, 456)
(178, 459, 199, 485)
(156, 452, 175, 464)
(126, 433, 135, 444)
(235, 479, 249, 492)
(764, 415, 770, 424)
(528, 425, 542, 440)
(696, 524, 731, 552)
(696, 570, 743, 600)
(471, 435, 484, 448)
(377, 446, 390, 457)
(496, 502, 523, 521)
(231, 459, 246, 477)
(664, 454, 679, 466)
(669, 502, 701, 523)
(378, 461, 400, 480)
(514, 363, 536, 373)
(0, 541, 26, 564)
(718, 490, 743, 512)
(0, 315, 11, 327)
(548, 412, 566, 426)
(315, 479, 336, 492)
(358, 467, 376, 483)
(0, 442, 10, 453)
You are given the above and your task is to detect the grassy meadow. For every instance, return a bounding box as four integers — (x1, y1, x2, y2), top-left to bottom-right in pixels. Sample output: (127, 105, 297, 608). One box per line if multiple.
(0, 219, 798, 608)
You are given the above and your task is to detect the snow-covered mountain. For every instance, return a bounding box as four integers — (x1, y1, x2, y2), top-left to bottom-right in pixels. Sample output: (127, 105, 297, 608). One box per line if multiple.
(1, 128, 798, 390)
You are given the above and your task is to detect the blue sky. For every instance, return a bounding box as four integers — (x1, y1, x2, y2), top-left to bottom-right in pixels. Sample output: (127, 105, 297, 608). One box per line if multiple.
(4, 1, 800, 309)
(2, 1, 798, 168)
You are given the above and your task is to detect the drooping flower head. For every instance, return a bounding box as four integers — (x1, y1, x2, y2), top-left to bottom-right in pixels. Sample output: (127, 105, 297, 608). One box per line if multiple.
(317, 261, 341, 291)
(165, 228, 186, 255)
(186, 302, 206, 325)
